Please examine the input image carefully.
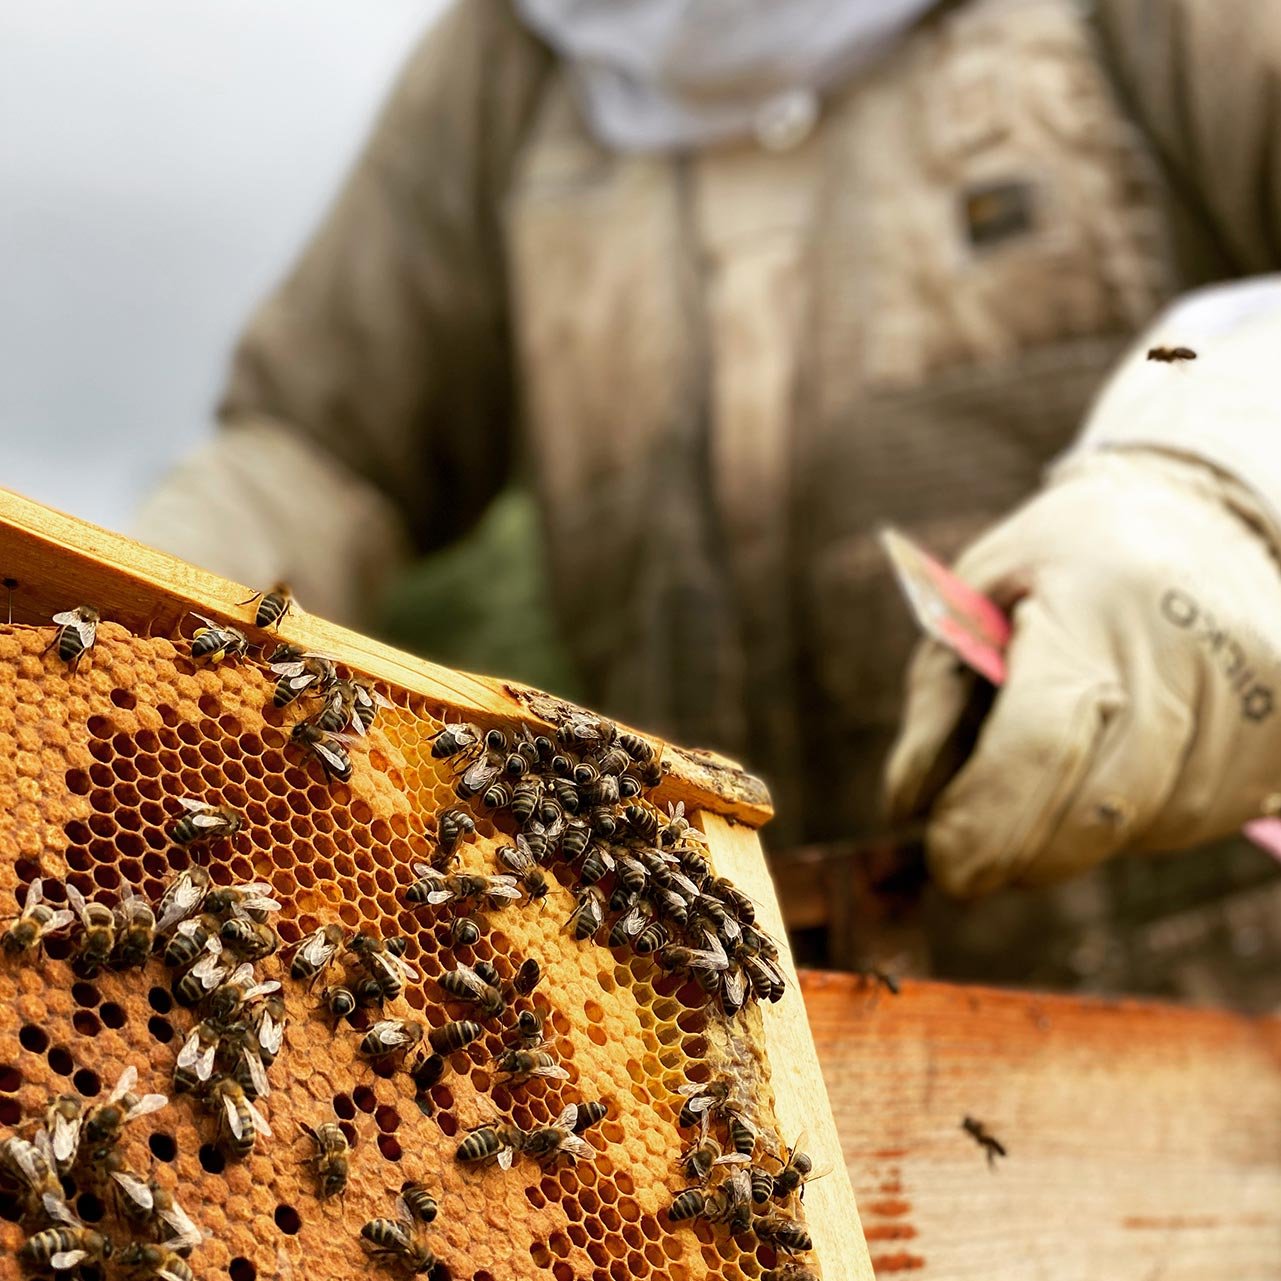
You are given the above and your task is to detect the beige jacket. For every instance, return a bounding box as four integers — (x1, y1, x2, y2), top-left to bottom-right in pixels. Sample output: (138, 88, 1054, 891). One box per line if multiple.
(137, 0, 1280, 846)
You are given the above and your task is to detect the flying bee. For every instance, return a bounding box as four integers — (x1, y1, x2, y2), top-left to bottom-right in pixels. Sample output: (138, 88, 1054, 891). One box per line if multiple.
(360, 1216, 439, 1275)
(348, 932, 420, 1002)
(399, 1181, 438, 1225)
(288, 922, 345, 985)
(301, 1121, 350, 1199)
(164, 914, 220, 969)
(772, 1136, 815, 1199)
(622, 807, 659, 847)
(20, 1201, 113, 1274)
(173, 1021, 220, 1095)
(764, 1264, 820, 1281)
(577, 842, 614, 887)
(455, 1124, 523, 1170)
(523, 1104, 594, 1165)
(189, 613, 250, 664)
(494, 1048, 569, 1084)
(219, 916, 279, 961)
(1147, 344, 1197, 363)
(210, 1078, 271, 1159)
(2, 878, 74, 954)
(290, 721, 353, 782)
(270, 653, 337, 707)
(82, 1066, 167, 1161)
(429, 721, 482, 760)
(236, 582, 292, 629)
(320, 984, 357, 1023)
(172, 937, 228, 1006)
(207, 963, 281, 1025)
(436, 806, 476, 857)
(512, 1009, 546, 1047)
(498, 839, 549, 905)
(439, 964, 505, 1019)
(360, 1019, 425, 1061)
(961, 1115, 1006, 1168)
(116, 1242, 196, 1281)
(46, 605, 100, 672)
(64, 883, 115, 975)
(753, 1212, 812, 1254)
(253, 993, 287, 1066)
(43, 1094, 84, 1173)
(204, 880, 282, 923)
(406, 866, 521, 912)
(566, 885, 605, 942)
(676, 1078, 733, 1130)
(449, 917, 480, 947)
(111, 885, 157, 969)
(154, 866, 211, 934)
(428, 1020, 484, 1055)
(171, 797, 242, 846)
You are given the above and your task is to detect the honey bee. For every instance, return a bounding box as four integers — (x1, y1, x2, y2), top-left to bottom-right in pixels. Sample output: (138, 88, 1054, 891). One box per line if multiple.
(511, 957, 541, 997)
(219, 916, 279, 961)
(301, 1121, 350, 1198)
(753, 1212, 812, 1254)
(660, 800, 708, 848)
(20, 1201, 113, 1273)
(512, 1009, 545, 1047)
(82, 1067, 167, 1161)
(556, 711, 614, 752)
(236, 582, 292, 629)
(493, 1048, 569, 1084)
(354, 976, 387, 1009)
(668, 1186, 709, 1222)
(208, 964, 281, 1026)
(111, 885, 157, 969)
(1, 1132, 62, 1211)
(360, 1215, 440, 1276)
(497, 839, 549, 905)
(750, 1165, 777, 1204)
(573, 1101, 608, 1133)
(428, 1020, 484, 1055)
(408, 1051, 448, 1097)
(164, 915, 220, 970)
(577, 841, 615, 887)
(360, 1019, 425, 1061)
(348, 933, 419, 1002)
(509, 776, 544, 825)
(270, 653, 337, 707)
(116, 1241, 197, 1281)
(172, 1020, 220, 1095)
(171, 797, 242, 846)
(2, 878, 74, 954)
(523, 1104, 595, 1165)
(764, 1264, 820, 1281)
(961, 1115, 1006, 1168)
(67, 886, 116, 976)
(454, 729, 524, 799)
(678, 845, 712, 886)
(222, 1023, 273, 1101)
(772, 1136, 815, 1199)
(252, 993, 287, 1067)
(290, 721, 353, 782)
(657, 941, 730, 981)
(676, 1078, 733, 1130)
(288, 922, 345, 985)
(566, 885, 605, 942)
(398, 1181, 438, 1225)
(435, 807, 476, 857)
(311, 680, 358, 735)
(109, 1170, 201, 1252)
(481, 781, 512, 812)
(203, 881, 282, 922)
(550, 777, 580, 816)
(726, 1109, 759, 1158)
(321, 984, 357, 1023)
(1147, 344, 1197, 362)
(448, 917, 480, 948)
(741, 951, 787, 1003)
(44, 1094, 84, 1173)
(154, 867, 211, 934)
(680, 1118, 749, 1183)
(706, 1166, 754, 1232)
(210, 1078, 271, 1159)
(561, 817, 591, 862)
(455, 1123, 523, 1170)
(172, 938, 230, 1007)
(406, 867, 521, 910)
(47, 606, 100, 672)
(189, 613, 250, 664)
(438, 965, 505, 1019)
(429, 721, 482, 760)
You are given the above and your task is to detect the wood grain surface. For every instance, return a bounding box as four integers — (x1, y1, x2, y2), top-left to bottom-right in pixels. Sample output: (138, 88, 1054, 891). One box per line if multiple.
(803, 972, 1281, 1279)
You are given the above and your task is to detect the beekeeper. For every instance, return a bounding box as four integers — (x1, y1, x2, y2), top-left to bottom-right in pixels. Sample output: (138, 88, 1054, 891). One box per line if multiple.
(137, 0, 1281, 972)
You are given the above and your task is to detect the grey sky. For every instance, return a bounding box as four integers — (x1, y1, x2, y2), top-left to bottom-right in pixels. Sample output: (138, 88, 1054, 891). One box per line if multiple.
(1, 0, 444, 531)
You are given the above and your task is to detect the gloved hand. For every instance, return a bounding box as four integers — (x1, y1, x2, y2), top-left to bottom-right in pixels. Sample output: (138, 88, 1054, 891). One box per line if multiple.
(884, 448, 1281, 896)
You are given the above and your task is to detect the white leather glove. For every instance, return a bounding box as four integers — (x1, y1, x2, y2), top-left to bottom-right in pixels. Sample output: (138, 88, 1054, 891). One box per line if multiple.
(885, 279, 1281, 896)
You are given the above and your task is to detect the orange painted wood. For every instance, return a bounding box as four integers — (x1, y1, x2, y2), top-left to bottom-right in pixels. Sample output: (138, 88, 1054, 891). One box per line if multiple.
(801, 972, 1281, 1279)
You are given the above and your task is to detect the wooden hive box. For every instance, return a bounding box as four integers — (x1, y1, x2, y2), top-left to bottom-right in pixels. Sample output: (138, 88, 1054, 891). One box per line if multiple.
(0, 490, 873, 1281)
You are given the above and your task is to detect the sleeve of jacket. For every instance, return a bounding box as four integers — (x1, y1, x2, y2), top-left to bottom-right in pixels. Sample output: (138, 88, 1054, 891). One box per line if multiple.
(1094, 0, 1281, 271)
(134, 0, 553, 623)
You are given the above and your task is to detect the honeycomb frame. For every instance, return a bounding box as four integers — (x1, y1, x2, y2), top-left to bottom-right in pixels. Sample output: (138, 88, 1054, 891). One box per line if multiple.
(0, 489, 872, 1281)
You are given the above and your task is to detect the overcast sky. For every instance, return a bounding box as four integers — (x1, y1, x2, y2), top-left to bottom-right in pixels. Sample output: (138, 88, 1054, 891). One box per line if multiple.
(0, 0, 445, 531)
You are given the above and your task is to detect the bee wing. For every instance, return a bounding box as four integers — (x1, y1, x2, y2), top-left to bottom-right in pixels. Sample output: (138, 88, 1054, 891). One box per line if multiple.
(483, 875, 522, 902)
(108, 1065, 139, 1104)
(452, 965, 489, 998)
(51, 610, 81, 626)
(42, 1191, 79, 1226)
(256, 1012, 284, 1057)
(64, 882, 88, 921)
(244, 1047, 271, 1098)
(425, 888, 458, 906)
(369, 688, 394, 710)
(50, 1113, 80, 1164)
(125, 1093, 168, 1122)
(248, 1100, 273, 1137)
(497, 1147, 515, 1171)
(532, 1062, 570, 1081)
(177, 1028, 208, 1071)
(233, 894, 282, 917)
(24, 877, 44, 909)
(44, 909, 75, 933)
(411, 863, 437, 879)
(244, 980, 281, 1002)
(298, 930, 336, 967)
(556, 1134, 595, 1161)
(498, 844, 529, 874)
(50, 1248, 90, 1270)
(189, 612, 222, 630)
(553, 1104, 578, 1132)
(724, 966, 747, 1009)
(110, 1169, 154, 1211)
(714, 1152, 751, 1167)
(176, 796, 212, 814)
(728, 1165, 752, 1200)
(32, 1128, 57, 1171)
(157, 879, 205, 933)
(225, 962, 256, 988)
(159, 1210, 205, 1253)
(620, 906, 648, 937)
(390, 955, 419, 982)
(311, 739, 350, 773)
(461, 755, 499, 791)
(222, 1093, 246, 1141)
(269, 660, 306, 677)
